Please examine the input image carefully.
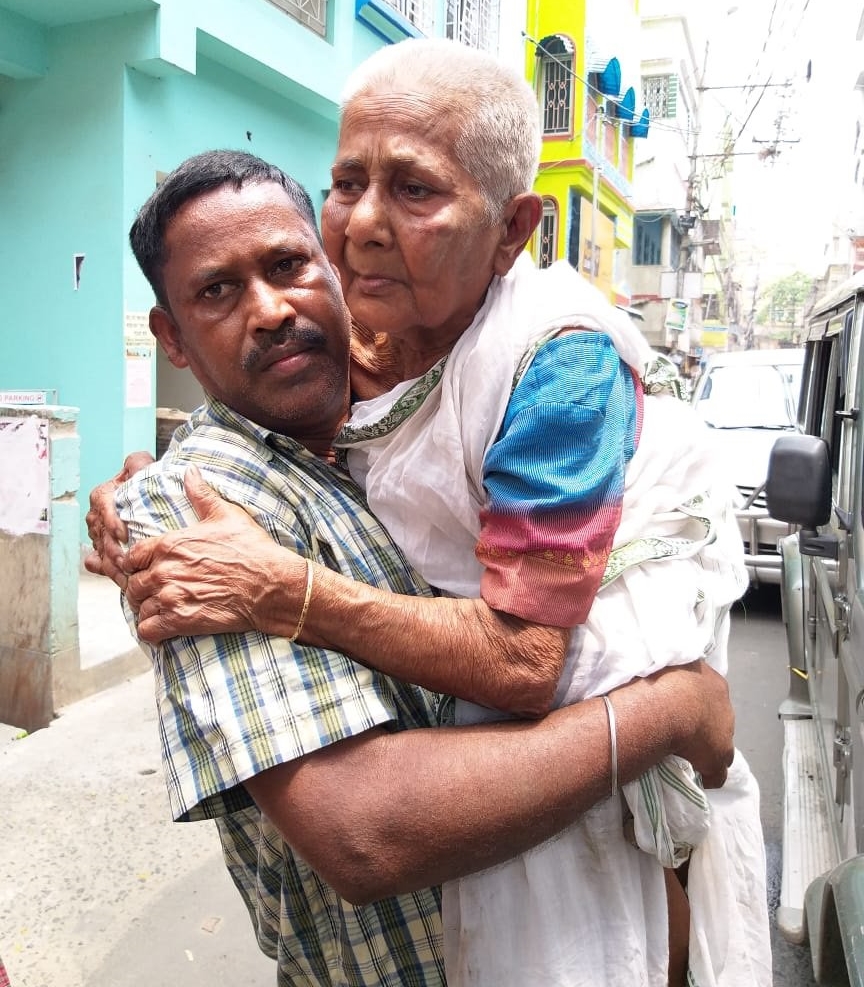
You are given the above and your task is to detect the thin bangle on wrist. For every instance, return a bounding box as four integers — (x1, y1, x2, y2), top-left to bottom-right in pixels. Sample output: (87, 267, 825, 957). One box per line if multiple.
(288, 558, 314, 643)
(602, 695, 618, 798)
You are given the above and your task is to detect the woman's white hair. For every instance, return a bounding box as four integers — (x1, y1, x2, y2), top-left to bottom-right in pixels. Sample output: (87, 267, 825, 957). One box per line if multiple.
(341, 38, 541, 221)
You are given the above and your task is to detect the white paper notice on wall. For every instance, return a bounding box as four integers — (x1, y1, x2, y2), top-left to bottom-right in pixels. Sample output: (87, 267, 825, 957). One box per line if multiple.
(124, 311, 154, 408)
(124, 311, 153, 356)
(125, 357, 152, 408)
(0, 416, 50, 535)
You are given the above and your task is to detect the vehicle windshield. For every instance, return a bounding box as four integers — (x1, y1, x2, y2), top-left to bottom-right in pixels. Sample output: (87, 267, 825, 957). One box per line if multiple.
(694, 362, 802, 430)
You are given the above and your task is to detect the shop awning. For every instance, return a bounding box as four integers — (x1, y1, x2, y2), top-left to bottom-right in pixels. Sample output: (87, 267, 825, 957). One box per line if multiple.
(610, 85, 636, 121)
(536, 33, 575, 57)
(585, 31, 621, 96)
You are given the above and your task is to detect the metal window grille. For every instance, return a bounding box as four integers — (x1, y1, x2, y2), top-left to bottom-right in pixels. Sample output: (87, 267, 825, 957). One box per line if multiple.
(380, 0, 436, 34)
(539, 202, 558, 268)
(266, 0, 327, 37)
(446, 0, 500, 53)
(541, 54, 573, 135)
(633, 214, 663, 266)
(641, 75, 677, 120)
(567, 189, 582, 268)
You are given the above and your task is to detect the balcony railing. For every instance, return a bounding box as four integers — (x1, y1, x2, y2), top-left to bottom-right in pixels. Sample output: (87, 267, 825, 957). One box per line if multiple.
(379, 0, 435, 34)
(446, 0, 500, 53)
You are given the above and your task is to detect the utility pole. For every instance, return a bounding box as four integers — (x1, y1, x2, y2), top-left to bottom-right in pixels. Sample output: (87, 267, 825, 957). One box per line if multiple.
(672, 41, 709, 363)
(590, 103, 604, 284)
(679, 43, 709, 294)
(747, 271, 759, 350)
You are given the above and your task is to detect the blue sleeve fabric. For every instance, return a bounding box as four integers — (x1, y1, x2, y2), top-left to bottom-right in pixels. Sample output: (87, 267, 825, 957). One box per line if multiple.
(477, 330, 641, 626)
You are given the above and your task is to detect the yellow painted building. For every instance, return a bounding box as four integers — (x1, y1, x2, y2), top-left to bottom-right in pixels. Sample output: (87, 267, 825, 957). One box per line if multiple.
(524, 0, 646, 303)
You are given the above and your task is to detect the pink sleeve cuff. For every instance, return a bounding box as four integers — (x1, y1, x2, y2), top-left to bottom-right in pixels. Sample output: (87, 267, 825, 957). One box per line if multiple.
(477, 547, 607, 627)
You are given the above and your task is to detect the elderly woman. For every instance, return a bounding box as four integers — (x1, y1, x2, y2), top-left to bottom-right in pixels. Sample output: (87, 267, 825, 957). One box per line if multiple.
(91, 40, 769, 987)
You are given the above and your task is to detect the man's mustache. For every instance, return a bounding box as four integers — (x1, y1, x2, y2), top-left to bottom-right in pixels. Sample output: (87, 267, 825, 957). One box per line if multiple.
(242, 322, 327, 371)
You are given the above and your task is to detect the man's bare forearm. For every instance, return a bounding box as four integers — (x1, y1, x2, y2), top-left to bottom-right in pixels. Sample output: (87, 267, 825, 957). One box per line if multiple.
(245, 661, 733, 905)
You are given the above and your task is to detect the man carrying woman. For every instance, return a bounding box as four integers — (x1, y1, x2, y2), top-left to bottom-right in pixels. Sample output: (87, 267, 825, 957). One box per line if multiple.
(90, 39, 769, 987)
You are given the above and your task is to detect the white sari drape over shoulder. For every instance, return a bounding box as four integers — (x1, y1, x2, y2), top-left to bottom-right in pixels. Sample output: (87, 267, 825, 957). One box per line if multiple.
(337, 255, 771, 987)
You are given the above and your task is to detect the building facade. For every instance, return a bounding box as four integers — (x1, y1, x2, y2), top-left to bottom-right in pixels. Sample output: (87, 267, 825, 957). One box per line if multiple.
(833, 4, 864, 280)
(0, 0, 503, 544)
(524, 0, 646, 304)
(623, 4, 702, 356)
(0, 0, 511, 726)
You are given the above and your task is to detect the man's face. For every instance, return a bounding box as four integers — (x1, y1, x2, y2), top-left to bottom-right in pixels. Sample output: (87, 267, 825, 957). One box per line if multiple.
(152, 182, 351, 450)
(321, 90, 508, 357)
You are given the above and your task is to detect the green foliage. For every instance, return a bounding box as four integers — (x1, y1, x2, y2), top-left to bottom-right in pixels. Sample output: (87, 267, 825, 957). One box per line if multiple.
(757, 272, 817, 327)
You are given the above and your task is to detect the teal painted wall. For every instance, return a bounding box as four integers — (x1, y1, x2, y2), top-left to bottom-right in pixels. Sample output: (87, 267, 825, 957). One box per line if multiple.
(0, 20, 127, 546)
(122, 53, 337, 246)
(120, 54, 340, 454)
(0, 2, 389, 545)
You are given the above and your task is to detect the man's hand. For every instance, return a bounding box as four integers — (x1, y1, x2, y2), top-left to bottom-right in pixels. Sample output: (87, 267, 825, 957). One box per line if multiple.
(611, 661, 735, 791)
(659, 661, 735, 789)
(84, 451, 155, 588)
(124, 467, 303, 644)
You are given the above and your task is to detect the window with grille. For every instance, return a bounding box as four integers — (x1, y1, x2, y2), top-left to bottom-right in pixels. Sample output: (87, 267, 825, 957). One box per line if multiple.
(539, 200, 558, 268)
(633, 214, 663, 266)
(266, 0, 327, 37)
(378, 0, 435, 34)
(641, 75, 678, 120)
(446, 0, 500, 52)
(539, 39, 573, 135)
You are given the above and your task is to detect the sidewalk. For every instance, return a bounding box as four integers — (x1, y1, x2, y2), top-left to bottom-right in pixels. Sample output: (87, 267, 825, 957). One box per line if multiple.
(0, 575, 275, 987)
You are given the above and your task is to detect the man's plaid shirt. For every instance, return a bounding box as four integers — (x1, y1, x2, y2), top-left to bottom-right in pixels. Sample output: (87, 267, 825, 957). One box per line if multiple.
(116, 397, 448, 986)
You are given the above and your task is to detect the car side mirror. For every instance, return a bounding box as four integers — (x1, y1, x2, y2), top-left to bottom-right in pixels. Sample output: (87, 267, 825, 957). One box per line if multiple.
(766, 434, 832, 527)
(766, 434, 837, 559)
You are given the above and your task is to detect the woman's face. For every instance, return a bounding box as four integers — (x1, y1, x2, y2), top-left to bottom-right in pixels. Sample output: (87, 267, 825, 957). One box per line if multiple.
(322, 90, 509, 360)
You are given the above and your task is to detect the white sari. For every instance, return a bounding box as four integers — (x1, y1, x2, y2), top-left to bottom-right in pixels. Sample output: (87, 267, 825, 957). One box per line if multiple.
(337, 255, 771, 987)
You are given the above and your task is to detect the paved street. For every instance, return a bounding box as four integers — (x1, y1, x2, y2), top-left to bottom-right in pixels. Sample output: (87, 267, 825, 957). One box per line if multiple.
(0, 578, 819, 986)
(0, 671, 274, 987)
(728, 586, 817, 987)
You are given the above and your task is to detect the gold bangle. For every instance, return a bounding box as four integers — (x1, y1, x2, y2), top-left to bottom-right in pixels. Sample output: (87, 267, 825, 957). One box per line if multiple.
(288, 558, 314, 643)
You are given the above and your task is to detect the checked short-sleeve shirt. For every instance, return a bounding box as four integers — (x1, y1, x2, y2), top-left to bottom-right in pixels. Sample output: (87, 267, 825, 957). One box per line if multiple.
(116, 397, 448, 987)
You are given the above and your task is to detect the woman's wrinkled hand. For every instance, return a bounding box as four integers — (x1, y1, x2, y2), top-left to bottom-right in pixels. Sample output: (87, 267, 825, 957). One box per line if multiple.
(124, 466, 304, 644)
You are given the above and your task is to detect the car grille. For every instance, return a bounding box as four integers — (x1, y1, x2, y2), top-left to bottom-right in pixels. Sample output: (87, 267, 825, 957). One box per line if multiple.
(735, 485, 794, 560)
(737, 484, 768, 511)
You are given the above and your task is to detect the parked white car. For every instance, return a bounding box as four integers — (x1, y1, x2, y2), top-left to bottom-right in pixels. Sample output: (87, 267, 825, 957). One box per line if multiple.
(690, 347, 805, 586)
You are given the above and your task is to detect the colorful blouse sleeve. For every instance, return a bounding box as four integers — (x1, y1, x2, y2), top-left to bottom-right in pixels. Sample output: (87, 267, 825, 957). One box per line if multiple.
(477, 330, 642, 627)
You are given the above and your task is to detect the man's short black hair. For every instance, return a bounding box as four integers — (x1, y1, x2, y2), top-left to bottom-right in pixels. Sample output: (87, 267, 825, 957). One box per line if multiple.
(129, 149, 321, 307)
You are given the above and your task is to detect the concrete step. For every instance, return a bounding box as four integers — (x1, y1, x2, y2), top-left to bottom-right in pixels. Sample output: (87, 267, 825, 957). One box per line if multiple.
(778, 717, 842, 943)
